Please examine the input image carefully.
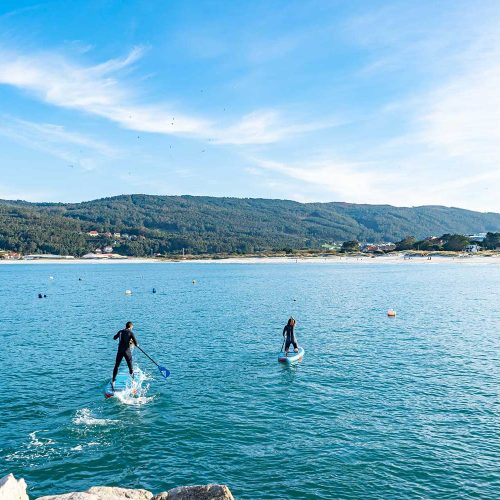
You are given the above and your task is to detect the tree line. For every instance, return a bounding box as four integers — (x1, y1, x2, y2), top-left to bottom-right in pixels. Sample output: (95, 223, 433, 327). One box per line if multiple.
(340, 233, 500, 253)
(0, 195, 499, 256)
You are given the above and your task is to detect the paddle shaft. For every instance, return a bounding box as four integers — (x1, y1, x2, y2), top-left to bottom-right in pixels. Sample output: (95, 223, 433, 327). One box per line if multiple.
(136, 345, 160, 368)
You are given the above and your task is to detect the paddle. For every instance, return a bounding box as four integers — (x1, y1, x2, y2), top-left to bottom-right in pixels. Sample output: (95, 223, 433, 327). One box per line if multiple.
(136, 345, 170, 379)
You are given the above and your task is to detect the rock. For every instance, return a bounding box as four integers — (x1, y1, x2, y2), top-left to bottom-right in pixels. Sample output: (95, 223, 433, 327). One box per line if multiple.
(87, 487, 152, 500)
(36, 486, 153, 500)
(153, 485, 234, 500)
(34, 484, 233, 500)
(0, 474, 29, 500)
(37, 494, 94, 500)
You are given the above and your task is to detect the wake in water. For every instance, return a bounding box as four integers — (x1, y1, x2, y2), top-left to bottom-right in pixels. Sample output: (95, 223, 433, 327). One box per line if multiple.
(5, 430, 57, 462)
(113, 366, 156, 405)
(73, 408, 118, 426)
(28, 430, 55, 447)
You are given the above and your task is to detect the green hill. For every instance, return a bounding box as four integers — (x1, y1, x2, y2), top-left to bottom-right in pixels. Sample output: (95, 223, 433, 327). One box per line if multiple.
(0, 195, 499, 256)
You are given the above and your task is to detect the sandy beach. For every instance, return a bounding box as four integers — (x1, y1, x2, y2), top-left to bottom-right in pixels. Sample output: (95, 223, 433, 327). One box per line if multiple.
(1, 254, 499, 265)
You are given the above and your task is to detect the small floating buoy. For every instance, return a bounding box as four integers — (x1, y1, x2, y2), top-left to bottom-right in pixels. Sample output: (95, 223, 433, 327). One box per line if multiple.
(125, 290, 132, 295)
(38, 293, 43, 299)
(192, 280, 197, 284)
(49, 276, 54, 280)
(387, 309, 396, 317)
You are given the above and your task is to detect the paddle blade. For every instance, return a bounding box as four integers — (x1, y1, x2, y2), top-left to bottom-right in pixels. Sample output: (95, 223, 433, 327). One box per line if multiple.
(158, 366, 170, 379)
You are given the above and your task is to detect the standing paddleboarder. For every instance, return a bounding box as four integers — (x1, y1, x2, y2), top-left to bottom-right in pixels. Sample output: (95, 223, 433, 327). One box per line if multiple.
(112, 321, 139, 391)
(283, 317, 299, 353)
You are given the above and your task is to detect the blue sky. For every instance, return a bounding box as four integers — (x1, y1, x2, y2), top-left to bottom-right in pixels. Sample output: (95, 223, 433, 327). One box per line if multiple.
(0, 0, 499, 211)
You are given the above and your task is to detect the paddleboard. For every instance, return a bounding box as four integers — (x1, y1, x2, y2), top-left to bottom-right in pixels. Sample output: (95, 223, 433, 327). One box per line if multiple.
(278, 346, 305, 364)
(104, 367, 137, 398)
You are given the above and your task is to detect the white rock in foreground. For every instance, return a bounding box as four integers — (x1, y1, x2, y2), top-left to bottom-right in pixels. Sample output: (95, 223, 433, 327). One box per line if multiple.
(34, 485, 234, 500)
(0, 474, 29, 500)
(36, 486, 153, 500)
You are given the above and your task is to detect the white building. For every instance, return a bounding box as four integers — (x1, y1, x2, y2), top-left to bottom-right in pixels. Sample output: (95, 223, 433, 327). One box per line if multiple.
(464, 244, 480, 253)
(468, 233, 487, 242)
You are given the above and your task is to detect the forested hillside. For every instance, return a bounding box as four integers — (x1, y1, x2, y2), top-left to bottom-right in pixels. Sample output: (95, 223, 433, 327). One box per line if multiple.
(0, 195, 499, 256)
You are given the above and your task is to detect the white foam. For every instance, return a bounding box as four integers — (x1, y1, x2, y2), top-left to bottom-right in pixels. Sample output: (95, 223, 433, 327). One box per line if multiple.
(73, 408, 118, 426)
(111, 366, 155, 405)
(29, 431, 55, 447)
(115, 384, 156, 405)
(6, 431, 57, 462)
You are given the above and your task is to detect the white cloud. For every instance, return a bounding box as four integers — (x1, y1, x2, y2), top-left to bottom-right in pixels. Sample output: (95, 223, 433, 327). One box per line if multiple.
(213, 110, 337, 145)
(0, 116, 117, 169)
(253, 157, 387, 203)
(0, 47, 331, 145)
(251, 154, 500, 211)
(415, 65, 500, 163)
(246, 5, 500, 212)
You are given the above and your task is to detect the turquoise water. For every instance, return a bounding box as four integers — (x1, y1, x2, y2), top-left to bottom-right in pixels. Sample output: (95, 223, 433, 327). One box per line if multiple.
(0, 261, 499, 499)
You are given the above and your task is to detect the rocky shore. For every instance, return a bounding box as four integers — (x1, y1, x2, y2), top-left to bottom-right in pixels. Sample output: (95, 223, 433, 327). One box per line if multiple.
(0, 475, 234, 500)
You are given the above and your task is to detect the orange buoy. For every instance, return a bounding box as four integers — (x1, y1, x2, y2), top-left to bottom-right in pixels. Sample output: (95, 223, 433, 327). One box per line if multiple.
(387, 309, 396, 317)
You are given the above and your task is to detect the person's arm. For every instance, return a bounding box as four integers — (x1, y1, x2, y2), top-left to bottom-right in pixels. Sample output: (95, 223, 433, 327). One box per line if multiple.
(113, 331, 120, 340)
(130, 331, 139, 347)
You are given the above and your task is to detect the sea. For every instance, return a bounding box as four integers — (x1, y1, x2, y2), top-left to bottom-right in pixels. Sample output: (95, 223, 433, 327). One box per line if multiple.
(0, 260, 499, 499)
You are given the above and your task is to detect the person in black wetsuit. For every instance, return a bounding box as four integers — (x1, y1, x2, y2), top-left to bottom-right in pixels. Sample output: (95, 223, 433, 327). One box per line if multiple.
(283, 317, 299, 353)
(112, 321, 139, 390)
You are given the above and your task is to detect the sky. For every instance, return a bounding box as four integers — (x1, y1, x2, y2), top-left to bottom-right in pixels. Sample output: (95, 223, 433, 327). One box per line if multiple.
(0, 0, 499, 212)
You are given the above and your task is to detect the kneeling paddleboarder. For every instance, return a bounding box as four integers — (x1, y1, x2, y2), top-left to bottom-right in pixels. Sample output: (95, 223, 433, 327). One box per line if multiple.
(112, 321, 139, 391)
(283, 317, 299, 353)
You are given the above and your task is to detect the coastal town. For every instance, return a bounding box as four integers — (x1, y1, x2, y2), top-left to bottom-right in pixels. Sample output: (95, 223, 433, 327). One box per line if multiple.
(1, 231, 498, 261)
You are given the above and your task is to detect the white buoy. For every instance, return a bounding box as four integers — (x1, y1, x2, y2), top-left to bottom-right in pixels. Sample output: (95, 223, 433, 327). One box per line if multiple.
(387, 309, 396, 317)
(49, 276, 54, 280)
(125, 289, 132, 295)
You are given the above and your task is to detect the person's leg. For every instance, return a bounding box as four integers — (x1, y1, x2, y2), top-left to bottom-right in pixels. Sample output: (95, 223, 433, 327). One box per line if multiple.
(112, 351, 124, 381)
(284, 338, 291, 353)
(293, 341, 299, 352)
(124, 350, 134, 377)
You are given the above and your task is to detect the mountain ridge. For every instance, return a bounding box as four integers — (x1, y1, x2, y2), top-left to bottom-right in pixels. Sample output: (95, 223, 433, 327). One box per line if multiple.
(0, 194, 499, 256)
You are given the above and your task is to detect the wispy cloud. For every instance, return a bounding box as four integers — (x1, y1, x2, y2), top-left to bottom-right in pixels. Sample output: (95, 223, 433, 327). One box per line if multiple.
(0, 47, 332, 145)
(213, 110, 337, 145)
(251, 43, 500, 211)
(251, 154, 500, 211)
(0, 116, 117, 169)
(414, 64, 500, 163)
(245, 3, 500, 212)
(253, 157, 386, 203)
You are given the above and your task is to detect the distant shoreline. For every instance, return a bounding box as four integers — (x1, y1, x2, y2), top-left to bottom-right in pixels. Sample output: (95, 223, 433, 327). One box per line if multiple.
(1, 253, 499, 265)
